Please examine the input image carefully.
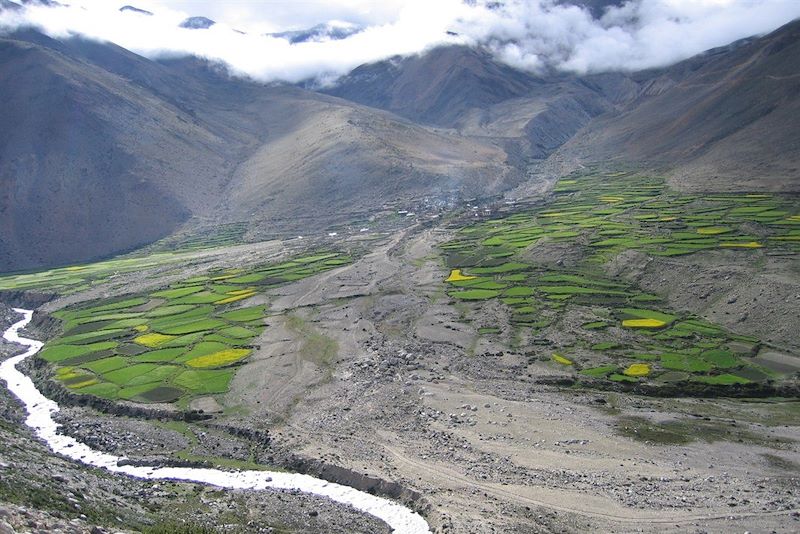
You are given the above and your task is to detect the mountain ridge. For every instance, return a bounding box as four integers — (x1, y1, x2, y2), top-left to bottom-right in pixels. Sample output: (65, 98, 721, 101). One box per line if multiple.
(555, 18, 800, 191)
(0, 30, 519, 271)
(1, 19, 799, 271)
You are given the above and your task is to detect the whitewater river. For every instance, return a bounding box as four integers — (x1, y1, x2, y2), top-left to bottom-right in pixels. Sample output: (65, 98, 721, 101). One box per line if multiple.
(1, 309, 430, 534)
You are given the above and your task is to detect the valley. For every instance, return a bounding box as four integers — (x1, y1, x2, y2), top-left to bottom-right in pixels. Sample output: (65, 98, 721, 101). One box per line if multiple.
(1, 3, 799, 533)
(1, 168, 798, 533)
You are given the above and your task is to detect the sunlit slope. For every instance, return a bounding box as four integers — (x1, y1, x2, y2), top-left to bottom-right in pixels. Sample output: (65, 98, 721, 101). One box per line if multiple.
(222, 96, 518, 225)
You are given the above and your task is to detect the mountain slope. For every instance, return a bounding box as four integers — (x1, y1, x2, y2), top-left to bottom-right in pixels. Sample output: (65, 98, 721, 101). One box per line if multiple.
(0, 1, 22, 11)
(0, 31, 520, 272)
(324, 45, 636, 162)
(558, 19, 800, 191)
(325, 46, 540, 127)
(0, 34, 208, 271)
(3, 19, 799, 272)
(221, 91, 514, 230)
(268, 22, 362, 44)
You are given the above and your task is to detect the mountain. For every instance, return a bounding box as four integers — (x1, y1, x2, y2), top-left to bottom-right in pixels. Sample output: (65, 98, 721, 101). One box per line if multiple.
(563, 0, 625, 18)
(1, 18, 799, 272)
(325, 46, 540, 126)
(268, 22, 362, 44)
(216, 90, 514, 233)
(179, 16, 216, 30)
(0, 30, 517, 272)
(0, 0, 21, 11)
(119, 5, 152, 16)
(555, 19, 800, 191)
(327, 20, 800, 192)
(0, 32, 223, 271)
(18, 0, 61, 6)
(324, 45, 637, 161)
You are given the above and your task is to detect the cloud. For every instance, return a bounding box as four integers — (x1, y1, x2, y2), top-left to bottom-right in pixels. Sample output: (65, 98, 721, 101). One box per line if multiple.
(1, 0, 799, 83)
(0, 0, 471, 82)
(154, 0, 414, 34)
(469, 0, 800, 73)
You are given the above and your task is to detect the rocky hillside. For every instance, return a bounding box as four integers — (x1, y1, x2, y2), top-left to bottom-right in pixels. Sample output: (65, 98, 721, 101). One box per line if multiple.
(0, 31, 518, 272)
(324, 45, 638, 161)
(553, 19, 800, 191)
(327, 19, 800, 192)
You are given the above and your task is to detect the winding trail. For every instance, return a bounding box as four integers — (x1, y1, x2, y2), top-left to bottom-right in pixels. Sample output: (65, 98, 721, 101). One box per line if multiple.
(0, 309, 430, 534)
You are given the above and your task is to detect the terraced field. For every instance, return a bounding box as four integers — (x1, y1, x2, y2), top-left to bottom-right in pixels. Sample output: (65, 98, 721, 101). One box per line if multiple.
(39, 252, 351, 405)
(0, 252, 195, 295)
(146, 222, 251, 252)
(459, 172, 799, 261)
(0, 221, 266, 296)
(442, 171, 799, 388)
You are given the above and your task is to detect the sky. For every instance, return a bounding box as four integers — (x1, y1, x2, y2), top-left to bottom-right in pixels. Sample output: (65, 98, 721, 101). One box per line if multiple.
(1, 1, 799, 83)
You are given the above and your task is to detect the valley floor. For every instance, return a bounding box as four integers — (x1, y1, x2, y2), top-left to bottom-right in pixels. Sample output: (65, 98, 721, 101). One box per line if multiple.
(224, 227, 800, 533)
(1, 213, 799, 533)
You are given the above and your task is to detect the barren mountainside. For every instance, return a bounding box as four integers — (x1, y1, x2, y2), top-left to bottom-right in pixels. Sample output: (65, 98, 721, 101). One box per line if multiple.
(0, 31, 518, 271)
(557, 19, 800, 191)
(1, 19, 799, 272)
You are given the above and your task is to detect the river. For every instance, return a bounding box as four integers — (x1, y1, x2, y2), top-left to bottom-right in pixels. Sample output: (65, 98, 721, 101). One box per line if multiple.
(0, 308, 430, 534)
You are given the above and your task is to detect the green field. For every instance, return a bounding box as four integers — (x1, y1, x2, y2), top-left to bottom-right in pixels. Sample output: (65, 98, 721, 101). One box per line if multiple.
(0, 252, 196, 295)
(41, 251, 351, 405)
(441, 170, 798, 388)
(145, 222, 250, 253)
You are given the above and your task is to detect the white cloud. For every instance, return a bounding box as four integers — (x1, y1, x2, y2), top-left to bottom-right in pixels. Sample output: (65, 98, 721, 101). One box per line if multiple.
(457, 0, 800, 73)
(154, 0, 413, 33)
(1, 0, 799, 83)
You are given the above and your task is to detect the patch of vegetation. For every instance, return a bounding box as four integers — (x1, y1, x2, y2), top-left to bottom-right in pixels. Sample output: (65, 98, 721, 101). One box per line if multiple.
(134, 333, 176, 348)
(218, 306, 266, 323)
(173, 369, 235, 394)
(623, 363, 651, 377)
(445, 269, 476, 282)
(185, 349, 251, 369)
(40, 342, 118, 363)
(285, 314, 338, 374)
(439, 170, 798, 389)
(618, 416, 795, 449)
(690, 374, 751, 385)
(449, 289, 500, 300)
(762, 453, 800, 472)
(143, 521, 220, 534)
(478, 327, 501, 335)
(579, 365, 617, 377)
(609, 373, 638, 383)
(42, 252, 352, 405)
(552, 353, 573, 365)
(617, 417, 693, 445)
(0, 252, 198, 295)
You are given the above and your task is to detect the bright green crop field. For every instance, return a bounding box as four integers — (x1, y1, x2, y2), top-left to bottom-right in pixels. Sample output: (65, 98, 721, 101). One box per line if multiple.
(442, 170, 799, 388)
(40, 252, 351, 405)
(0, 252, 195, 295)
